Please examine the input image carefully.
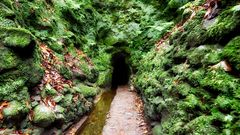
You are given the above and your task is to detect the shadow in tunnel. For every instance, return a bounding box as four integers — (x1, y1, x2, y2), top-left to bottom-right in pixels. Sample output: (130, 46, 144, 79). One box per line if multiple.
(111, 51, 130, 90)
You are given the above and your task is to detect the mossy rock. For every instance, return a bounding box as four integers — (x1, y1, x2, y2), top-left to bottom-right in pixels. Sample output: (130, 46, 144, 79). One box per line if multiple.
(54, 105, 65, 122)
(214, 96, 239, 111)
(0, 46, 20, 70)
(59, 94, 73, 109)
(0, 3, 14, 17)
(207, 8, 240, 42)
(0, 0, 13, 9)
(221, 36, 240, 71)
(3, 101, 27, 119)
(0, 17, 16, 27)
(187, 46, 211, 66)
(185, 26, 207, 47)
(59, 66, 73, 80)
(87, 68, 99, 83)
(41, 84, 58, 98)
(183, 115, 219, 134)
(80, 63, 99, 83)
(0, 27, 33, 48)
(179, 94, 202, 110)
(75, 84, 99, 98)
(33, 104, 56, 127)
(202, 49, 222, 66)
(0, 78, 26, 101)
(200, 70, 240, 94)
(19, 58, 44, 87)
(48, 41, 64, 54)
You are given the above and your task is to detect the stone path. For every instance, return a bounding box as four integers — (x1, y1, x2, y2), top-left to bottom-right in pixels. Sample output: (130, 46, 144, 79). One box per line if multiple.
(102, 85, 150, 135)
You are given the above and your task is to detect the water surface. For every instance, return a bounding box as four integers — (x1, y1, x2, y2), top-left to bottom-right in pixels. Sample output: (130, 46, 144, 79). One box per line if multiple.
(78, 90, 116, 135)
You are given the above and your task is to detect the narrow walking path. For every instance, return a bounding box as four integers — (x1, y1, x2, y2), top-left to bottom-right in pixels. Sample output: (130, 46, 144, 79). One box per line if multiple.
(102, 85, 150, 135)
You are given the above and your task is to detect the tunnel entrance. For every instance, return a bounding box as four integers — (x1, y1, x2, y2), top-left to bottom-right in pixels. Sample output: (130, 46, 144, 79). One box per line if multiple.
(111, 51, 130, 89)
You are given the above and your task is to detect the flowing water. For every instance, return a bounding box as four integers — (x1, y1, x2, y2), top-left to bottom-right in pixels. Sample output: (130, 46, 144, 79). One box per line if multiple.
(78, 90, 116, 135)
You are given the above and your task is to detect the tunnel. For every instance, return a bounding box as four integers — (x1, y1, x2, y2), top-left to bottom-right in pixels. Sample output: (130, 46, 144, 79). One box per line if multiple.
(111, 51, 131, 89)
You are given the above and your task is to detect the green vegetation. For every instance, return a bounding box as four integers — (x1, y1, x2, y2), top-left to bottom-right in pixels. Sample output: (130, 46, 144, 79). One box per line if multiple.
(75, 84, 99, 98)
(0, 0, 240, 134)
(221, 36, 240, 71)
(33, 104, 56, 127)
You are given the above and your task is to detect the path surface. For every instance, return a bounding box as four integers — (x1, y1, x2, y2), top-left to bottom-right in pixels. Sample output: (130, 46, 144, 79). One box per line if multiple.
(102, 85, 150, 135)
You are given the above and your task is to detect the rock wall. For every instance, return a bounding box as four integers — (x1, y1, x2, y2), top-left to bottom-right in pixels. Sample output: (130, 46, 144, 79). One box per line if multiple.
(133, 0, 240, 134)
(0, 0, 100, 134)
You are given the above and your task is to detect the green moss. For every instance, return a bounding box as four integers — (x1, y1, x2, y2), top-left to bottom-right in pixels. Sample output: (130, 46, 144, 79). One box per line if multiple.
(48, 41, 64, 54)
(60, 94, 73, 108)
(185, 26, 207, 47)
(0, 0, 13, 9)
(214, 96, 240, 111)
(168, 0, 192, 9)
(0, 17, 15, 27)
(0, 77, 27, 101)
(221, 36, 240, 71)
(54, 105, 65, 121)
(200, 70, 240, 94)
(186, 68, 206, 86)
(33, 104, 56, 127)
(0, 3, 14, 17)
(97, 69, 112, 87)
(19, 58, 44, 87)
(87, 68, 98, 83)
(221, 0, 239, 7)
(183, 115, 219, 134)
(74, 84, 99, 98)
(180, 94, 201, 110)
(187, 46, 211, 66)
(154, 112, 187, 134)
(175, 83, 192, 97)
(207, 8, 240, 42)
(41, 84, 58, 98)
(0, 27, 33, 48)
(202, 49, 222, 66)
(59, 66, 73, 80)
(0, 46, 20, 70)
(187, 45, 222, 67)
(172, 10, 206, 47)
(80, 62, 99, 83)
(3, 101, 28, 119)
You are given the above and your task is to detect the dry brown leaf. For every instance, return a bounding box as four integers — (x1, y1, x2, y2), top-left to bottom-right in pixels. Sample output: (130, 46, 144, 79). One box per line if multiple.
(0, 101, 9, 120)
(203, 0, 219, 20)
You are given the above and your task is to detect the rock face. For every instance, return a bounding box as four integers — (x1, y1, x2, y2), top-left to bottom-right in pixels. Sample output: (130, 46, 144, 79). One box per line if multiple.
(0, 0, 100, 134)
(133, 1, 240, 135)
(33, 104, 56, 127)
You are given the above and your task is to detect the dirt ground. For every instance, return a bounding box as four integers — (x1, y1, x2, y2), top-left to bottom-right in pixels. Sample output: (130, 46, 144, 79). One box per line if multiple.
(102, 85, 150, 135)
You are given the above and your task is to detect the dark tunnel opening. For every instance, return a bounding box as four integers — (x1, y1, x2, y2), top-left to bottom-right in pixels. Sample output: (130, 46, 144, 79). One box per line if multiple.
(111, 51, 131, 89)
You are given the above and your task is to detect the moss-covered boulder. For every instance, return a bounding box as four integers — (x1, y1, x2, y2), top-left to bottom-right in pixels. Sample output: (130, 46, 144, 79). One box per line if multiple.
(41, 84, 58, 98)
(3, 101, 27, 119)
(0, 78, 27, 101)
(0, 46, 20, 70)
(74, 84, 99, 98)
(207, 7, 240, 42)
(0, 27, 33, 48)
(33, 104, 56, 127)
(221, 36, 240, 71)
(0, 3, 14, 18)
